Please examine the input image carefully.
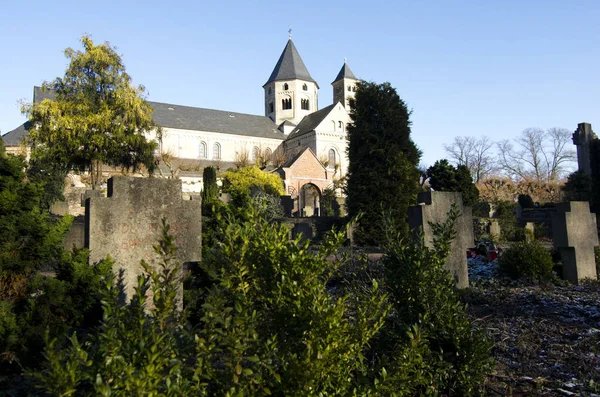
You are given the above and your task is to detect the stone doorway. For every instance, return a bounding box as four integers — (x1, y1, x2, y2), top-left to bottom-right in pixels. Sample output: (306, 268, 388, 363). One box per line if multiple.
(299, 183, 321, 217)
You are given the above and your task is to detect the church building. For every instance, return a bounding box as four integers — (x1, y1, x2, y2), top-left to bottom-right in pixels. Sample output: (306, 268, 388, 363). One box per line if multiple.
(2, 38, 359, 215)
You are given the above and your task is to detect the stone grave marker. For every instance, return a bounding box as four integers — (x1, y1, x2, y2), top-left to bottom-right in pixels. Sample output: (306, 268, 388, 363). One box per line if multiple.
(552, 201, 598, 283)
(86, 176, 202, 299)
(408, 191, 472, 289)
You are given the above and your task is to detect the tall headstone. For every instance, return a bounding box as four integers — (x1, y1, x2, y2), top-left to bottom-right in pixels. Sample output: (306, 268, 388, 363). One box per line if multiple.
(86, 176, 202, 299)
(552, 201, 598, 284)
(572, 122, 597, 176)
(408, 191, 473, 289)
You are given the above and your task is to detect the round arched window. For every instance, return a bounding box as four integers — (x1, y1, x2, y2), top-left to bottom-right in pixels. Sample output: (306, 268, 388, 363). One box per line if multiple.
(302, 84, 307, 91)
(283, 83, 289, 91)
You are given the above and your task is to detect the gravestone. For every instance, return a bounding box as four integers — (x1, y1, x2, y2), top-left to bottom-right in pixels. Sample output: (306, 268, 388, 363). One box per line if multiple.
(280, 195, 294, 217)
(572, 123, 597, 176)
(552, 201, 598, 283)
(524, 222, 535, 242)
(86, 176, 202, 299)
(291, 222, 313, 242)
(408, 191, 472, 289)
(489, 219, 501, 236)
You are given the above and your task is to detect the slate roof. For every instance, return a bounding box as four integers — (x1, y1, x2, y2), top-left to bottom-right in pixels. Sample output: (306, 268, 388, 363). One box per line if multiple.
(332, 61, 357, 83)
(281, 147, 310, 168)
(1, 87, 52, 146)
(264, 39, 318, 87)
(286, 104, 335, 140)
(149, 101, 284, 139)
(1, 87, 286, 145)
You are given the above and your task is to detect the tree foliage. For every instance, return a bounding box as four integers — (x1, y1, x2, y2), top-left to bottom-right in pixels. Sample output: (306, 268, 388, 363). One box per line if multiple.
(346, 81, 421, 245)
(444, 136, 496, 183)
(497, 127, 575, 182)
(0, 146, 110, 380)
(562, 170, 593, 202)
(222, 165, 284, 196)
(23, 35, 159, 189)
(427, 159, 479, 206)
(202, 166, 219, 207)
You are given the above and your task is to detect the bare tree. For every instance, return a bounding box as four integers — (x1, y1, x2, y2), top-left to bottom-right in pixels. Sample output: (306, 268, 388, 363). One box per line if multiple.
(443, 136, 496, 183)
(497, 128, 576, 182)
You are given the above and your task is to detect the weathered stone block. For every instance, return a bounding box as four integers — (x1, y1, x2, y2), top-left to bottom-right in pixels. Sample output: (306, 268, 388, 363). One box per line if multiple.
(408, 191, 472, 289)
(552, 201, 598, 283)
(86, 176, 202, 299)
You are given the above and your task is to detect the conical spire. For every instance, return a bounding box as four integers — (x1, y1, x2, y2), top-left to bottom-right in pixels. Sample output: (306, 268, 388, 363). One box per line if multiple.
(264, 39, 317, 87)
(332, 60, 357, 83)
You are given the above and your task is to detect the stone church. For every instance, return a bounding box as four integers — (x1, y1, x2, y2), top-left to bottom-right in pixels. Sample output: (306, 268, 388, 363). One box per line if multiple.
(2, 39, 358, 215)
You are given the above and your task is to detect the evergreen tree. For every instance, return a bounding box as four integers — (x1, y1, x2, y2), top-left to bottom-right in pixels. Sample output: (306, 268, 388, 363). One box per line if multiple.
(346, 81, 421, 245)
(427, 159, 479, 206)
(562, 170, 593, 202)
(23, 35, 159, 189)
(201, 166, 219, 206)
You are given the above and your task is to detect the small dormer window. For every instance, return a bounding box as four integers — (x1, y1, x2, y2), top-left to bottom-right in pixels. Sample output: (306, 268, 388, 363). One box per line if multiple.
(283, 83, 289, 91)
(302, 83, 307, 91)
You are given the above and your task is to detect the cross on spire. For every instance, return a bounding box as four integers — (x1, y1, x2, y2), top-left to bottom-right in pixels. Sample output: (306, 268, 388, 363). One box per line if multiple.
(288, 25, 292, 39)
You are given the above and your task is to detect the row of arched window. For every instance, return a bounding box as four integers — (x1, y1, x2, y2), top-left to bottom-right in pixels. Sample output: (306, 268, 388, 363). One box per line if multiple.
(347, 85, 357, 92)
(198, 141, 221, 160)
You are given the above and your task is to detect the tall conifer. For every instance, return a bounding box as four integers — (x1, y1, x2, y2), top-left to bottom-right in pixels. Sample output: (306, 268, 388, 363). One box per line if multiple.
(346, 82, 420, 245)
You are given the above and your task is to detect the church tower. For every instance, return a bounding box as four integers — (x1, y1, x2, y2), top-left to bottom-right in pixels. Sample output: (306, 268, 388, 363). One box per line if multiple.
(264, 39, 319, 129)
(332, 61, 358, 109)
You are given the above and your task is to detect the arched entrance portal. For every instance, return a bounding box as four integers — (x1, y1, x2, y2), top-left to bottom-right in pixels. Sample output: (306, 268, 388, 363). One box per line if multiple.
(299, 183, 321, 217)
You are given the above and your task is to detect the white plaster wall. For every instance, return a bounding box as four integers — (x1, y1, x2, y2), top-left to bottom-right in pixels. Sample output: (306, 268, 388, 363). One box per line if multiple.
(158, 127, 284, 162)
(265, 80, 318, 126)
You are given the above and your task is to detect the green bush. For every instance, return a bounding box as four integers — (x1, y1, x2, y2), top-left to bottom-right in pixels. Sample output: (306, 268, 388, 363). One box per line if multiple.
(498, 241, 554, 280)
(375, 205, 493, 395)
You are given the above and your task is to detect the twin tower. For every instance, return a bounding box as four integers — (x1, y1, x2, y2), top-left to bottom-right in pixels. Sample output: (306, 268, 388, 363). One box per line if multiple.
(263, 39, 358, 126)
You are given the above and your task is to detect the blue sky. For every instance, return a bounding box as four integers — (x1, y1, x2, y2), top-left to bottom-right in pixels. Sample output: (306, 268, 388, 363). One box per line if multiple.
(2, 0, 599, 167)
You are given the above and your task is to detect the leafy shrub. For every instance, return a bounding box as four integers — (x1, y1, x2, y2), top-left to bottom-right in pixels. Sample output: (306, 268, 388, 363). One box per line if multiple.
(222, 165, 284, 195)
(375, 205, 493, 395)
(499, 241, 554, 280)
(562, 170, 593, 202)
(37, 211, 389, 396)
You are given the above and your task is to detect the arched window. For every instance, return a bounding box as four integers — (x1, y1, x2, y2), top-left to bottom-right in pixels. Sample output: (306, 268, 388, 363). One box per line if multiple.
(301, 98, 310, 110)
(213, 142, 221, 160)
(268, 87, 272, 95)
(265, 148, 272, 164)
(352, 86, 357, 92)
(252, 146, 260, 162)
(269, 102, 274, 113)
(328, 149, 336, 166)
(348, 85, 352, 92)
(302, 83, 308, 91)
(199, 141, 207, 158)
(331, 120, 336, 131)
(338, 121, 344, 131)
(283, 83, 289, 91)
(282, 97, 292, 110)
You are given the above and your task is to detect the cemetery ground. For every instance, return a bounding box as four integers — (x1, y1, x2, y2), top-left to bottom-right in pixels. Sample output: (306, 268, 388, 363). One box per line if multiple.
(465, 257, 600, 396)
